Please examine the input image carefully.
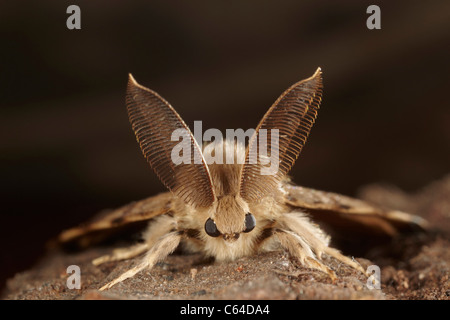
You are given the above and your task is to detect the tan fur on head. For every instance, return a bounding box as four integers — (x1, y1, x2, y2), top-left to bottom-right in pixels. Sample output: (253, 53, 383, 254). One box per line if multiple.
(205, 139, 246, 197)
(203, 140, 254, 237)
(213, 194, 249, 235)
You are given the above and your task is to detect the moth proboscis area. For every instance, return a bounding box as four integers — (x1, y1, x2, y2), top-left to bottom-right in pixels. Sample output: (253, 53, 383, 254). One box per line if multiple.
(58, 68, 428, 291)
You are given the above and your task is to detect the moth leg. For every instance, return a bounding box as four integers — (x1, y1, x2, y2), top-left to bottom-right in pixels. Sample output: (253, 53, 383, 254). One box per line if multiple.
(92, 215, 176, 266)
(278, 212, 366, 275)
(99, 230, 182, 291)
(322, 246, 367, 275)
(274, 229, 337, 281)
(92, 243, 149, 266)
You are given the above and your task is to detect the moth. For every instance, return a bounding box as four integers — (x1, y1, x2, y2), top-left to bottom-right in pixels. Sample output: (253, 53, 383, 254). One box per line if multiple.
(59, 68, 427, 291)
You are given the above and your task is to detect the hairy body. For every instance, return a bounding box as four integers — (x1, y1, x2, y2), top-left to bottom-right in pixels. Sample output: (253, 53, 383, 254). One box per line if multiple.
(93, 139, 363, 290)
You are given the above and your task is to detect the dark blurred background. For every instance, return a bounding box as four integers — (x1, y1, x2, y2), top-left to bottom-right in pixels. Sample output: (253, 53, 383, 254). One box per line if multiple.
(0, 0, 449, 293)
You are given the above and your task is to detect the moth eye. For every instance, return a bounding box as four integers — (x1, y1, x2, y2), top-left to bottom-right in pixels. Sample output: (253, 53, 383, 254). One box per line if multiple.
(205, 218, 221, 237)
(243, 213, 256, 233)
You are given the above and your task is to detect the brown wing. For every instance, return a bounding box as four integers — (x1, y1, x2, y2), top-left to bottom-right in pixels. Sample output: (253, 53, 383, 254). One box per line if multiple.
(284, 184, 428, 253)
(58, 192, 173, 248)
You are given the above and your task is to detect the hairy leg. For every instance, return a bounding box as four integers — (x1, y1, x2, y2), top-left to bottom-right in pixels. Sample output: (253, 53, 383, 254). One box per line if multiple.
(99, 230, 182, 291)
(92, 215, 176, 266)
(273, 212, 366, 278)
(274, 228, 337, 281)
(92, 243, 149, 266)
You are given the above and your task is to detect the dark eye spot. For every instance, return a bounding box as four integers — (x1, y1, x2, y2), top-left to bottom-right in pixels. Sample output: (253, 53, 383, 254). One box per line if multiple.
(243, 213, 256, 233)
(205, 218, 221, 237)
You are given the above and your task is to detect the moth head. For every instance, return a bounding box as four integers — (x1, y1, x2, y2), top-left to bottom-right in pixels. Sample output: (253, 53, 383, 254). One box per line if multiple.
(204, 195, 255, 242)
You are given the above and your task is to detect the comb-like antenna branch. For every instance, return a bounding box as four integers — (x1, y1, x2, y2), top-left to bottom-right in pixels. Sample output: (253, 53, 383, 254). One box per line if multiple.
(240, 67, 323, 203)
(126, 74, 216, 207)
